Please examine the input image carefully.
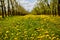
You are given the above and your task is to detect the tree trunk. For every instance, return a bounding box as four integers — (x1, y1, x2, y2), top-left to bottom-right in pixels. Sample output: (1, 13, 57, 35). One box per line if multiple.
(58, 0, 60, 16)
(10, 0, 14, 16)
(1, 0, 4, 18)
(4, 7, 7, 17)
(8, 0, 10, 16)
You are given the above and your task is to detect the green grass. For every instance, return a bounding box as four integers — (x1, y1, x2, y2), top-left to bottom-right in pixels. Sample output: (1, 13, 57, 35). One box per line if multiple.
(0, 15, 60, 40)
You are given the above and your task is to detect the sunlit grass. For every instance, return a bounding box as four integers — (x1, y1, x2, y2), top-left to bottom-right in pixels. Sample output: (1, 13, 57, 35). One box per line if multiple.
(0, 16, 2, 18)
(0, 15, 60, 40)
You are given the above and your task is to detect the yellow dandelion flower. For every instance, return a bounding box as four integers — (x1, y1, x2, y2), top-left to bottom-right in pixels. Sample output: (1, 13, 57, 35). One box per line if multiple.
(45, 31, 49, 34)
(56, 38, 59, 40)
(36, 28, 41, 32)
(5, 34, 8, 36)
(16, 33, 19, 36)
(24, 31, 27, 34)
(6, 31, 9, 33)
(17, 29, 20, 31)
(31, 34, 34, 36)
(19, 32, 21, 34)
(24, 35, 28, 37)
(36, 28, 39, 30)
(4, 36, 8, 39)
(37, 35, 45, 39)
(46, 34, 49, 37)
(11, 33, 14, 35)
(44, 19, 47, 21)
(34, 33, 37, 35)
(41, 28, 44, 31)
(30, 37, 34, 39)
(39, 34, 41, 36)
(14, 37, 18, 40)
(49, 36, 51, 39)
(40, 15, 46, 18)
(51, 34, 55, 37)
(40, 36, 43, 38)
(51, 37, 56, 40)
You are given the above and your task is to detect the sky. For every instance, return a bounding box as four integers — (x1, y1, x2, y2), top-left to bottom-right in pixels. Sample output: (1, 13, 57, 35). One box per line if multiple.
(16, 0, 50, 12)
(16, 0, 37, 12)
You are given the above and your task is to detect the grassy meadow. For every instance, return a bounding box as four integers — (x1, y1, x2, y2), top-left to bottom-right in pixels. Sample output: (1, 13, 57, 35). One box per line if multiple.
(0, 15, 60, 40)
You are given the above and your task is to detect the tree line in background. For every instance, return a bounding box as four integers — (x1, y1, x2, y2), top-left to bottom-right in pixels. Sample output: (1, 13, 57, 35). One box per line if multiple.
(0, 0, 60, 18)
(31, 0, 60, 16)
(0, 0, 29, 18)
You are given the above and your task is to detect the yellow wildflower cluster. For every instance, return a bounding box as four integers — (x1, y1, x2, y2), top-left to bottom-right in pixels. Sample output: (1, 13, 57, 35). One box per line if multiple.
(0, 15, 60, 40)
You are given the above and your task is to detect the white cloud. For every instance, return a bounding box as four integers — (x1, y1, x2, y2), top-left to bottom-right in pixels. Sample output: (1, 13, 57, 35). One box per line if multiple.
(16, 0, 37, 12)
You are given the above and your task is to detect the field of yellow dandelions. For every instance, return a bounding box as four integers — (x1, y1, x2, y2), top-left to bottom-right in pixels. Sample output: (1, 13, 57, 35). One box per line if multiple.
(0, 15, 60, 40)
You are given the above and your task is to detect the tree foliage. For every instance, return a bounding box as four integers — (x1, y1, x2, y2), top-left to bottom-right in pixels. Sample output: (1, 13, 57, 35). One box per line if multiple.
(31, 0, 58, 16)
(0, 0, 29, 18)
